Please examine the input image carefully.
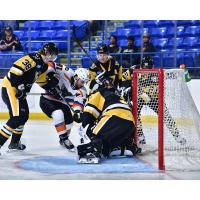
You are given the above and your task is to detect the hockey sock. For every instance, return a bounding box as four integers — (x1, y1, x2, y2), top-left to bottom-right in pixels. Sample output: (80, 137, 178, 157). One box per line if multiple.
(10, 125, 24, 144)
(0, 125, 14, 146)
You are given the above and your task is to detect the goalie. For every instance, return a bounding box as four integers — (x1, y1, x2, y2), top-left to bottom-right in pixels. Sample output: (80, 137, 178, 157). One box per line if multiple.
(76, 76, 141, 164)
(122, 57, 186, 145)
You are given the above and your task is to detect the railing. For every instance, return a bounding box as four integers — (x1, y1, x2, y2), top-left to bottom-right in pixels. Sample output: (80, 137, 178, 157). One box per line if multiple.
(1, 50, 200, 79)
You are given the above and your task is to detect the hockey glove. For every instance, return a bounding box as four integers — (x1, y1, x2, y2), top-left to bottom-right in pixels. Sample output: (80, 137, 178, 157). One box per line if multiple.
(46, 72, 59, 88)
(73, 110, 82, 123)
(15, 84, 26, 99)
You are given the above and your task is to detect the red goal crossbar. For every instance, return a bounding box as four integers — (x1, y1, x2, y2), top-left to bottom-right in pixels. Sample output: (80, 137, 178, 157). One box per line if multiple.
(132, 68, 165, 170)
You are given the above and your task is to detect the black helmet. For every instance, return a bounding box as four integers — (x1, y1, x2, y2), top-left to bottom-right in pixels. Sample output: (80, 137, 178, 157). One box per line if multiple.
(141, 57, 154, 69)
(42, 42, 58, 56)
(97, 44, 109, 54)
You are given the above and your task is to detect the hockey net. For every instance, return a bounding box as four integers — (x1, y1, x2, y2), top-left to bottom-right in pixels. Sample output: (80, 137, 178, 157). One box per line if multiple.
(132, 68, 200, 171)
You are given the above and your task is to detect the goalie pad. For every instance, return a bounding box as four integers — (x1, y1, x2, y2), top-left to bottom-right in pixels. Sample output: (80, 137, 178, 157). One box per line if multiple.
(68, 123, 91, 147)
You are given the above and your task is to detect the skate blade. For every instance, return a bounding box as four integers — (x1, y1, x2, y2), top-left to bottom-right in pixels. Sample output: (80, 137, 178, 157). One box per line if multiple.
(7, 149, 25, 153)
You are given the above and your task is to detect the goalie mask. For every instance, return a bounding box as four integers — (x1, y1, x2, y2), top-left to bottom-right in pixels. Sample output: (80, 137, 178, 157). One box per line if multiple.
(141, 57, 154, 69)
(41, 42, 58, 63)
(96, 44, 109, 63)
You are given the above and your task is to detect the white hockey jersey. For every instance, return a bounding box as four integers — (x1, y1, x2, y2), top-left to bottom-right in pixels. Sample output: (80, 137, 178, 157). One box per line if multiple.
(43, 63, 87, 111)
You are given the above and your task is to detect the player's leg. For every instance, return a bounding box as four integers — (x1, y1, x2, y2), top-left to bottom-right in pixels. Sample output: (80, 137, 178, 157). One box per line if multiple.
(0, 87, 28, 151)
(39, 96, 74, 149)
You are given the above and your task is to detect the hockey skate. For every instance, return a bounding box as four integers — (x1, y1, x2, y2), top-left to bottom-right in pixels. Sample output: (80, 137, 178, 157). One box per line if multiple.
(59, 135, 75, 151)
(78, 153, 100, 164)
(7, 141, 26, 152)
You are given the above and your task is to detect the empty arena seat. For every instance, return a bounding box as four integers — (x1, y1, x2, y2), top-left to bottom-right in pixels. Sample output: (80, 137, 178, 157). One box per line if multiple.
(177, 20, 199, 26)
(55, 30, 69, 40)
(22, 21, 39, 30)
(115, 28, 133, 39)
(13, 30, 24, 39)
(25, 42, 43, 51)
(124, 20, 142, 28)
(22, 30, 40, 40)
(166, 37, 184, 48)
(38, 20, 55, 30)
(184, 26, 200, 36)
(143, 20, 159, 27)
(183, 53, 195, 67)
(71, 20, 87, 26)
(157, 20, 175, 27)
(39, 30, 57, 40)
(182, 37, 199, 48)
(56, 41, 68, 51)
(118, 39, 127, 47)
(153, 38, 168, 49)
(149, 27, 167, 37)
(166, 26, 185, 37)
(132, 28, 148, 37)
(53, 20, 68, 30)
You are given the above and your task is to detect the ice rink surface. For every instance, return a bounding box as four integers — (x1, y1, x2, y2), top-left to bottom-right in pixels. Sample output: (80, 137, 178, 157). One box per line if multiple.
(0, 120, 200, 180)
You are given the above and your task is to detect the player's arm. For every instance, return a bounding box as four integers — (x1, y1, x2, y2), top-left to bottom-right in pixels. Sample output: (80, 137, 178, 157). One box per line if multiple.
(88, 63, 98, 90)
(82, 91, 105, 127)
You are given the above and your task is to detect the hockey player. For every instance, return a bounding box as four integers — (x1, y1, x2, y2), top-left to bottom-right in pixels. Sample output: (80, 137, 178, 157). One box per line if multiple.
(88, 44, 123, 93)
(123, 57, 186, 145)
(39, 63, 88, 150)
(0, 42, 59, 152)
(76, 76, 141, 164)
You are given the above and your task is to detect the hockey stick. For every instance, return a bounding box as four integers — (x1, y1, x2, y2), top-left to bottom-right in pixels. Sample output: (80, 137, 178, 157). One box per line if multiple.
(72, 25, 97, 66)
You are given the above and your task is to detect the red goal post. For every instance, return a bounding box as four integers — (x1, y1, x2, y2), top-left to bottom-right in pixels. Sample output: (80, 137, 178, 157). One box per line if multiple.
(132, 68, 165, 170)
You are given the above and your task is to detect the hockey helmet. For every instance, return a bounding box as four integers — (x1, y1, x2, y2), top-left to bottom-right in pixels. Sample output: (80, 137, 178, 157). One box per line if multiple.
(75, 68, 89, 83)
(41, 42, 58, 62)
(97, 44, 109, 54)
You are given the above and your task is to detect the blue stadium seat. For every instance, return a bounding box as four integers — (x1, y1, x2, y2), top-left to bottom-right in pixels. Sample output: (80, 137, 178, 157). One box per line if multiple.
(149, 27, 167, 37)
(153, 38, 168, 49)
(184, 26, 200, 36)
(39, 30, 57, 40)
(71, 20, 87, 26)
(132, 28, 148, 37)
(135, 39, 142, 47)
(166, 26, 185, 37)
(124, 20, 142, 28)
(55, 30, 69, 40)
(22, 30, 40, 40)
(153, 55, 162, 67)
(157, 20, 175, 27)
(183, 53, 195, 67)
(38, 20, 55, 30)
(25, 42, 43, 51)
(177, 20, 199, 26)
(53, 20, 68, 30)
(166, 37, 184, 48)
(115, 28, 132, 39)
(22, 21, 39, 30)
(13, 30, 24, 40)
(82, 56, 96, 68)
(143, 20, 159, 27)
(56, 41, 68, 51)
(182, 37, 199, 48)
(118, 39, 127, 47)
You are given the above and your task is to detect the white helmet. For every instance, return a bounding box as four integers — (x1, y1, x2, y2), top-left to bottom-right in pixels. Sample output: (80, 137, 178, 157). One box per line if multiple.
(75, 68, 89, 83)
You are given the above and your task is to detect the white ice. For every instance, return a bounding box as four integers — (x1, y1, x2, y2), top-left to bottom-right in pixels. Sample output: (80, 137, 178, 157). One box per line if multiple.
(0, 120, 200, 180)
